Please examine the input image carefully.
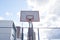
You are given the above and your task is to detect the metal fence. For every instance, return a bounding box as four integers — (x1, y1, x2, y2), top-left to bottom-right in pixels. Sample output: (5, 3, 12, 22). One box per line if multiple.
(19, 27, 60, 40)
(0, 27, 60, 40)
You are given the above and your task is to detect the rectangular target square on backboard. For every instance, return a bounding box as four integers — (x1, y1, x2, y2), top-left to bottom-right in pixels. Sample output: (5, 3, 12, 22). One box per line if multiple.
(20, 11, 40, 22)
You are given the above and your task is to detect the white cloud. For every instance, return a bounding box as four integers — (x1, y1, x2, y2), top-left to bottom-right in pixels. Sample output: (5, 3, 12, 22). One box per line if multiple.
(26, 0, 60, 27)
(17, 12, 20, 17)
(5, 12, 10, 16)
(5, 12, 13, 17)
(26, 0, 60, 39)
(0, 17, 4, 20)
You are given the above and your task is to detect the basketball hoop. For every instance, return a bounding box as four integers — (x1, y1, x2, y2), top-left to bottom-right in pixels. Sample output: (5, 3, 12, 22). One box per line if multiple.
(20, 11, 40, 40)
(26, 15, 34, 22)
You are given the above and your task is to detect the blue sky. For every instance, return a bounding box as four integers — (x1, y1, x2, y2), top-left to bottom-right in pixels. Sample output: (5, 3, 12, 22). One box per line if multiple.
(0, 0, 32, 26)
(0, 0, 27, 14)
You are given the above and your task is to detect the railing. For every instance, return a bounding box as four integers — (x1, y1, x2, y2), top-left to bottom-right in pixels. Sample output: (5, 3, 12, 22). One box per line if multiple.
(19, 27, 60, 40)
(0, 27, 60, 40)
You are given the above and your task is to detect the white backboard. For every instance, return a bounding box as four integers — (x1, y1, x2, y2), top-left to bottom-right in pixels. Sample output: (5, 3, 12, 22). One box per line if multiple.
(20, 11, 40, 22)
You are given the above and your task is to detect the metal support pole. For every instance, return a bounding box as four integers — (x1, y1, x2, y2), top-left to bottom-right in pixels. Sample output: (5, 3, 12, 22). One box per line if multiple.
(21, 27, 23, 40)
(38, 28, 40, 40)
(28, 19, 33, 40)
(31, 23, 33, 40)
(29, 21, 32, 27)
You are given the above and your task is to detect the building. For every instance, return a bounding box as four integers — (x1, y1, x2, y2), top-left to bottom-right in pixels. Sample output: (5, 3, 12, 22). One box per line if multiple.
(0, 20, 16, 40)
(16, 26, 25, 40)
(28, 27, 36, 40)
(16, 26, 22, 40)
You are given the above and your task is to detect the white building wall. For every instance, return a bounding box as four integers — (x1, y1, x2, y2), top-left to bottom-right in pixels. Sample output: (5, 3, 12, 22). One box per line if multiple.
(0, 28, 11, 40)
(0, 20, 16, 40)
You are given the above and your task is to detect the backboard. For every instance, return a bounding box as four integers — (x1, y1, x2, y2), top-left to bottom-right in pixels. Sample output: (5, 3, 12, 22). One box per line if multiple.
(20, 11, 40, 22)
